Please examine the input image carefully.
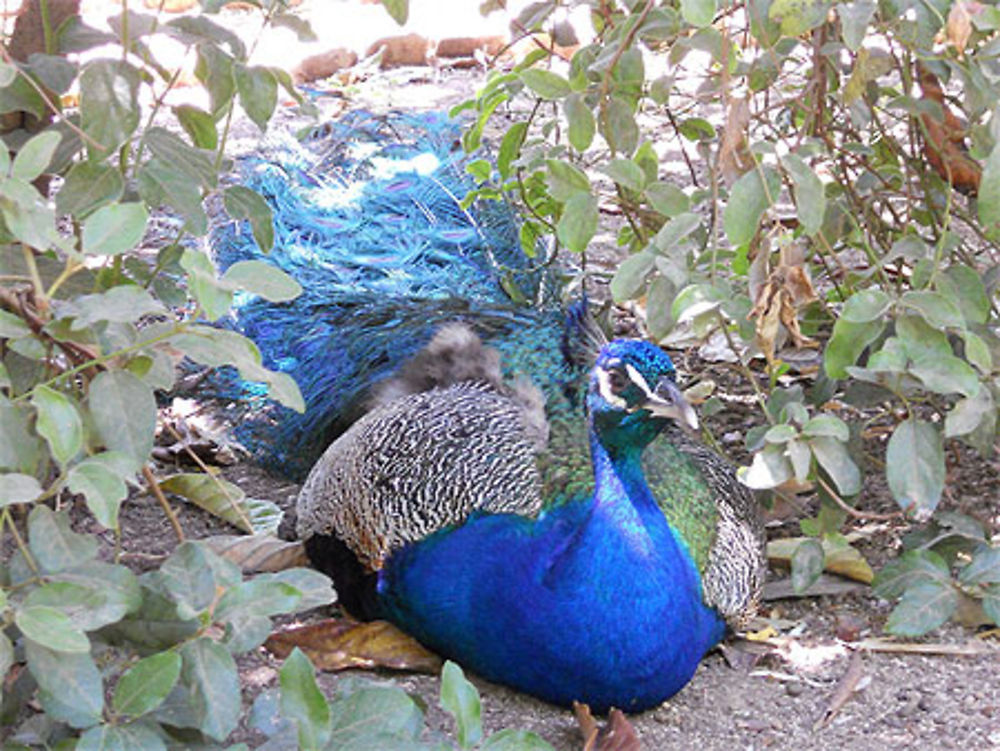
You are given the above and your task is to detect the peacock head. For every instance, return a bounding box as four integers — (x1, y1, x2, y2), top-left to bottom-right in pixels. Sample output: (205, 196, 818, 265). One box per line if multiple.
(588, 339, 698, 448)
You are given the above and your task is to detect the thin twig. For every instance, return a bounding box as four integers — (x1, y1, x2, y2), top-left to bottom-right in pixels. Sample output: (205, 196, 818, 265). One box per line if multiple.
(143, 465, 185, 542)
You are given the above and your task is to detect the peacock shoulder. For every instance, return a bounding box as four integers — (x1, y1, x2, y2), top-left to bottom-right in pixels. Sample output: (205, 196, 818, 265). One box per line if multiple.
(295, 381, 544, 571)
(646, 426, 766, 628)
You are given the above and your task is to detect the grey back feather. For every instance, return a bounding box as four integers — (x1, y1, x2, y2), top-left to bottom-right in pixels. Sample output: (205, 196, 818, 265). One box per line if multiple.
(296, 380, 543, 570)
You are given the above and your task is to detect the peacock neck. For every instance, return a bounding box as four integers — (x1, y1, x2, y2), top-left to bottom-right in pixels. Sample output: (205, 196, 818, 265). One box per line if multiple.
(585, 424, 675, 561)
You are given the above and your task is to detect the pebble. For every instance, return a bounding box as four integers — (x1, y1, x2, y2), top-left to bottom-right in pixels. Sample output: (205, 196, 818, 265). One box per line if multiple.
(785, 682, 805, 697)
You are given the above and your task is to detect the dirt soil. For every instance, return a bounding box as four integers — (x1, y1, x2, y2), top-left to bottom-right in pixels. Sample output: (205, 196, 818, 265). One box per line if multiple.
(47, 1, 1000, 749)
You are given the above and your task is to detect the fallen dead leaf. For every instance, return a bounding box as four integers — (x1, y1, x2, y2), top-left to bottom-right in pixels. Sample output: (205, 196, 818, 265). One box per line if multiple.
(944, 2, 983, 56)
(264, 618, 442, 673)
(202, 534, 309, 573)
(766, 537, 875, 584)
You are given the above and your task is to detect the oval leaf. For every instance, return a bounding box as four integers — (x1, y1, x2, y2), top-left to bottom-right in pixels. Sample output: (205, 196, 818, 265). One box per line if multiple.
(886, 418, 944, 520)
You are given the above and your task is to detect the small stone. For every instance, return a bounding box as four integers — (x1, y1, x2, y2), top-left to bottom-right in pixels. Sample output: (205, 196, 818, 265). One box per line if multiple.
(918, 697, 932, 712)
(785, 682, 805, 697)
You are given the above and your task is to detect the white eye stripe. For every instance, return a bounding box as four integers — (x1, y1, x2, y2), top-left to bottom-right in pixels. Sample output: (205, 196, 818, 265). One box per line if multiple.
(623, 363, 654, 398)
(596, 368, 628, 409)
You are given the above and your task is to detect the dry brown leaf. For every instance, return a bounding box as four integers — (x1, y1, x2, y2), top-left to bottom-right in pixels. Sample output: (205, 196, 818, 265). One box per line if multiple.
(575, 703, 642, 751)
(915, 63, 982, 195)
(265, 618, 442, 673)
(718, 96, 754, 186)
(767, 537, 875, 584)
(202, 534, 309, 574)
(747, 251, 819, 364)
(945, 2, 980, 56)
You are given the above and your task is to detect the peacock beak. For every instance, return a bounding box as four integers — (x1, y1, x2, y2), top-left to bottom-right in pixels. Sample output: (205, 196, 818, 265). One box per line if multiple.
(644, 378, 699, 431)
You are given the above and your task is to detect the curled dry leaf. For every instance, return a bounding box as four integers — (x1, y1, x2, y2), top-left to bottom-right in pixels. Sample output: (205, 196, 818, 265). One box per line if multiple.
(767, 537, 875, 584)
(915, 62, 982, 195)
(944, 2, 983, 57)
(718, 96, 754, 186)
(747, 247, 819, 365)
(264, 618, 442, 673)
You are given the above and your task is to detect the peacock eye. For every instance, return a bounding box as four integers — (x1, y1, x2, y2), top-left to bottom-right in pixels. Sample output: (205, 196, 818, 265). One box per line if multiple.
(607, 369, 629, 392)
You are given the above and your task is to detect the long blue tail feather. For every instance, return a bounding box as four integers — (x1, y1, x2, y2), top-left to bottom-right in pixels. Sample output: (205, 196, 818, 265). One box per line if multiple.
(207, 110, 569, 479)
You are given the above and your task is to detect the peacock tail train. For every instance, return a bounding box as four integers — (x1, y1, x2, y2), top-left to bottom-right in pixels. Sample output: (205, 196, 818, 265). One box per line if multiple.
(208, 109, 764, 646)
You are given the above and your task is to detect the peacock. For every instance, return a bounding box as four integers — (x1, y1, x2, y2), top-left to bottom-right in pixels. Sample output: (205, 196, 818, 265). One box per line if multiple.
(210, 109, 765, 712)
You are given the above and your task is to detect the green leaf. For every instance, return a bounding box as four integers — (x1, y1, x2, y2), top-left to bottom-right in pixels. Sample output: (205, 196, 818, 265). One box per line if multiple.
(223, 186, 274, 253)
(979, 142, 1000, 238)
(25, 639, 103, 729)
(802, 414, 849, 441)
(170, 325, 305, 411)
(958, 545, 1000, 586)
(600, 96, 639, 156)
(739, 444, 792, 489)
(884, 580, 959, 636)
(838, 0, 877, 51)
(564, 93, 595, 152)
(610, 251, 655, 302)
(768, 0, 833, 35)
(56, 161, 125, 217)
(519, 69, 570, 100)
(195, 43, 237, 118)
(82, 202, 148, 256)
(215, 578, 302, 622)
(77, 722, 167, 751)
(682, 0, 717, 27)
(222, 260, 301, 303)
(791, 538, 824, 594)
(12, 131, 61, 181)
(652, 212, 702, 253)
(68, 457, 129, 529)
(723, 167, 780, 247)
(280, 649, 331, 750)
(235, 64, 278, 132)
(145, 127, 217, 189)
(147, 541, 219, 619)
(645, 181, 689, 217)
(873, 549, 951, 599)
(809, 436, 861, 495)
(824, 318, 885, 379)
(0, 472, 42, 506)
(908, 349, 980, 398)
(180, 248, 231, 321)
(89, 370, 156, 465)
(496, 121, 527, 179)
(440, 661, 482, 748)
(380, 0, 409, 24)
(840, 289, 891, 323)
(138, 157, 208, 236)
(175, 105, 219, 151)
(556, 192, 598, 254)
(545, 159, 590, 201)
(900, 290, 965, 329)
(886, 418, 944, 520)
(80, 60, 141, 160)
(47, 561, 142, 628)
(782, 153, 825, 235)
(180, 638, 241, 742)
(16, 605, 90, 653)
(946, 386, 994, 439)
(113, 652, 182, 718)
(328, 686, 424, 747)
(602, 158, 646, 192)
(937, 266, 989, 326)
(28, 505, 98, 573)
(30, 385, 82, 466)
(268, 568, 337, 611)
